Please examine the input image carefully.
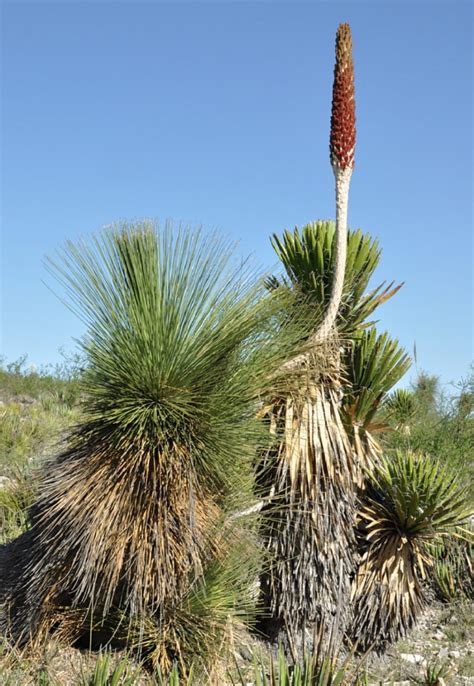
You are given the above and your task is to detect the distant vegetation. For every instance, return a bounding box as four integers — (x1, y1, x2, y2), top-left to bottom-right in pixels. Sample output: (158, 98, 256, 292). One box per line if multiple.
(383, 370, 474, 496)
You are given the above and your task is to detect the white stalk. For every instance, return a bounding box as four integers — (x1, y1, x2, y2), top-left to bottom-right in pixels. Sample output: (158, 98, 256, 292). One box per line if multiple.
(281, 165, 352, 371)
(313, 165, 352, 342)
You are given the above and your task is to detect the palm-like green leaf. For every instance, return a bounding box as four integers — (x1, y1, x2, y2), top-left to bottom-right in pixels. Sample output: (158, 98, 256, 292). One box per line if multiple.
(349, 451, 472, 650)
(270, 222, 401, 337)
(431, 532, 473, 601)
(364, 451, 471, 536)
(342, 330, 411, 432)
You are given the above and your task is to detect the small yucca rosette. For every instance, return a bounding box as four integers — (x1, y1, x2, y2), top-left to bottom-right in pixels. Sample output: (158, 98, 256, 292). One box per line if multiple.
(330, 23, 356, 171)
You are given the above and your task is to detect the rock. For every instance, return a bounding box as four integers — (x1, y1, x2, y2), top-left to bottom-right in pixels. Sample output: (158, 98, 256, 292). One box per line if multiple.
(437, 647, 449, 659)
(238, 645, 253, 662)
(0, 476, 12, 489)
(433, 629, 447, 640)
(400, 653, 426, 666)
(448, 649, 461, 659)
(12, 394, 36, 405)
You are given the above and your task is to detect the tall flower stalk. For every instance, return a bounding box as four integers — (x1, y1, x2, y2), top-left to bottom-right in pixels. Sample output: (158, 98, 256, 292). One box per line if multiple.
(286, 23, 355, 372)
(322, 22, 356, 339)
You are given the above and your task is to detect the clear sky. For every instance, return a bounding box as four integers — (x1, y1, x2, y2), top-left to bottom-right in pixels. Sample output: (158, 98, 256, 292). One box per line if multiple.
(1, 1, 472, 389)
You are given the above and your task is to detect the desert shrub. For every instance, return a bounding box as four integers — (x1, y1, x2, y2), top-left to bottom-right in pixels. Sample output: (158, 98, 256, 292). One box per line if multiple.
(0, 400, 76, 472)
(1, 223, 306, 676)
(349, 451, 472, 651)
(431, 532, 473, 601)
(0, 467, 36, 543)
(382, 370, 474, 491)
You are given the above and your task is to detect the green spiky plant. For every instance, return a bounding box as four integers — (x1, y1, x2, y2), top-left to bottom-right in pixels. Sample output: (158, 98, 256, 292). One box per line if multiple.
(256, 21, 420, 655)
(0, 223, 307, 673)
(245, 642, 359, 686)
(349, 451, 473, 651)
(341, 330, 411, 466)
(431, 532, 473, 601)
(81, 653, 139, 686)
(422, 660, 451, 686)
(268, 227, 408, 473)
(122, 529, 262, 676)
(268, 222, 401, 341)
(259, 227, 407, 643)
(383, 388, 417, 434)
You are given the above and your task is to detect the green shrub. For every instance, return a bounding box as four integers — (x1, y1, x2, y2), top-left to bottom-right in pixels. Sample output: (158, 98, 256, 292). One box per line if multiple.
(349, 451, 472, 650)
(81, 653, 140, 686)
(382, 370, 474, 494)
(0, 400, 76, 472)
(0, 467, 36, 543)
(3, 223, 305, 674)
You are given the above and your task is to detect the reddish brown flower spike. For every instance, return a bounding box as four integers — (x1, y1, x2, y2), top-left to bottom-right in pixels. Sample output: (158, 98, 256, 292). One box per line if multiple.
(330, 23, 356, 170)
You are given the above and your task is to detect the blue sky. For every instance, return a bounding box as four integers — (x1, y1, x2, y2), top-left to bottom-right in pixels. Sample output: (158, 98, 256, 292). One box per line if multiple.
(1, 1, 472, 389)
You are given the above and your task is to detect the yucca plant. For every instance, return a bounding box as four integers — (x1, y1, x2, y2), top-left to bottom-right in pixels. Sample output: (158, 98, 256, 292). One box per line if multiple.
(257, 22, 415, 659)
(258, 369, 358, 648)
(0, 223, 305, 672)
(422, 660, 451, 686)
(258, 24, 406, 650)
(349, 451, 472, 651)
(383, 388, 417, 434)
(259, 270, 407, 651)
(41, 532, 260, 679)
(243, 614, 366, 686)
(257, 24, 361, 651)
(431, 533, 473, 601)
(247, 644, 355, 686)
(259, 169, 407, 653)
(123, 529, 261, 676)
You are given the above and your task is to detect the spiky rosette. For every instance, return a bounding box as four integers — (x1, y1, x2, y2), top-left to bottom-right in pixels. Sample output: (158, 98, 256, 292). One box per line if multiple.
(384, 388, 417, 433)
(341, 329, 411, 469)
(0, 222, 304, 653)
(330, 23, 356, 171)
(269, 222, 401, 341)
(349, 451, 472, 651)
